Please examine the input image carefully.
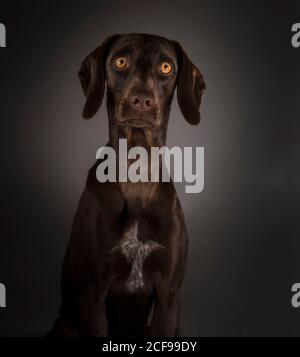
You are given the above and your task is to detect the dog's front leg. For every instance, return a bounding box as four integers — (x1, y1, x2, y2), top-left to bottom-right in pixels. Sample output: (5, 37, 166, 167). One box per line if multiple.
(148, 276, 181, 337)
(78, 278, 111, 337)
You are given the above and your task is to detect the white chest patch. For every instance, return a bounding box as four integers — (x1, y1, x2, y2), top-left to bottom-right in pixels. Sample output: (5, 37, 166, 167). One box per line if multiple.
(111, 222, 163, 292)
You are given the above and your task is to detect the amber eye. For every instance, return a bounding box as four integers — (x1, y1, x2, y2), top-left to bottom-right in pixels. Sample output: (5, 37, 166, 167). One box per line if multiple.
(160, 62, 172, 74)
(114, 56, 128, 69)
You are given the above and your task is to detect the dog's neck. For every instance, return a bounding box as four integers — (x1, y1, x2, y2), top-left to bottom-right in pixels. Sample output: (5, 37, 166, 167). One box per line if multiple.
(106, 108, 171, 207)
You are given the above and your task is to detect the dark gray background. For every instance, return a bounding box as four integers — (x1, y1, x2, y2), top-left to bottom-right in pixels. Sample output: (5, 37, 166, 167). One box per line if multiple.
(0, 0, 299, 336)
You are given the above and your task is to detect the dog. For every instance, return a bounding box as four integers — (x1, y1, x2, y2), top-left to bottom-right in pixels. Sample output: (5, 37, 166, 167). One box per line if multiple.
(49, 33, 205, 337)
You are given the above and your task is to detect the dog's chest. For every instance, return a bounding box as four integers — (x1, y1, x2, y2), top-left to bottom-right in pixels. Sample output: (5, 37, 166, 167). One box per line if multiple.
(108, 182, 163, 292)
(110, 220, 163, 293)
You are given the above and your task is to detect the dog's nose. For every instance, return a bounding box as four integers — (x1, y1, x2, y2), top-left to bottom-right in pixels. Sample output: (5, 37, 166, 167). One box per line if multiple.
(129, 93, 154, 112)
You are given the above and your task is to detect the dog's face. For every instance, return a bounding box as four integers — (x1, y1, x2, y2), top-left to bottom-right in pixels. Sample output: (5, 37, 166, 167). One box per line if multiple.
(105, 34, 179, 128)
(79, 33, 205, 129)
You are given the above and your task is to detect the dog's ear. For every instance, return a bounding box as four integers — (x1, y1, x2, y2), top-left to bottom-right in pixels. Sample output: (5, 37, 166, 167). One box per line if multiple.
(175, 42, 206, 125)
(78, 35, 118, 119)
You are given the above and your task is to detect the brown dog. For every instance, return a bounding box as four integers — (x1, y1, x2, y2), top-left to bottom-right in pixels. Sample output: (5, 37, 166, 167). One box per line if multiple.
(49, 33, 205, 337)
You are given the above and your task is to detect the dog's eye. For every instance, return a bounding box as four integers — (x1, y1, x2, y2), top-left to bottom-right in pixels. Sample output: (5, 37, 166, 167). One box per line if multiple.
(160, 62, 172, 74)
(114, 56, 128, 69)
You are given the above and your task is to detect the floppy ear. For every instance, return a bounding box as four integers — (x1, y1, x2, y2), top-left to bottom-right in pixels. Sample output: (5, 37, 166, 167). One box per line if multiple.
(175, 43, 206, 125)
(78, 35, 118, 119)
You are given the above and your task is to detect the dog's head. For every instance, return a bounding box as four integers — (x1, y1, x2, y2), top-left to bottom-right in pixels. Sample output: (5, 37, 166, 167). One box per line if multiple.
(79, 33, 205, 130)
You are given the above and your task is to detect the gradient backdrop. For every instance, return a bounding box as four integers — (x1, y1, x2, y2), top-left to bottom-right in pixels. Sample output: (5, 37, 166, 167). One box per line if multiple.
(0, 0, 299, 336)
